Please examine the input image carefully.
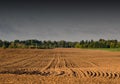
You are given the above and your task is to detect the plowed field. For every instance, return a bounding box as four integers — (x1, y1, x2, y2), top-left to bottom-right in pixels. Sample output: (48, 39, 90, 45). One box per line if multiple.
(0, 48, 120, 84)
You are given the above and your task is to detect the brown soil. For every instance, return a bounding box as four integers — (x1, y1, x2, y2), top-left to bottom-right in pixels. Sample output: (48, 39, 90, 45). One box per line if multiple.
(0, 48, 120, 84)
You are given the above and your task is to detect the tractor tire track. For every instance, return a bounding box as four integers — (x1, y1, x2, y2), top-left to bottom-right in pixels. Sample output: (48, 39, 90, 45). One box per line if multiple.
(85, 70, 120, 79)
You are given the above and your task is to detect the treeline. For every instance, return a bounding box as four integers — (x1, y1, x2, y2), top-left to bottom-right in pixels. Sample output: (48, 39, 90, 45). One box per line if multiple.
(0, 39, 120, 49)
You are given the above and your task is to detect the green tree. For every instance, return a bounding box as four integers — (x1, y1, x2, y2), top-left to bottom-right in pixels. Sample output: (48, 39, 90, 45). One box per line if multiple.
(75, 43, 81, 48)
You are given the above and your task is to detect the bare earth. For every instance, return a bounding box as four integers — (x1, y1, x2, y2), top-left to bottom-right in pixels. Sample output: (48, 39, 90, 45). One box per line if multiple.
(0, 48, 120, 84)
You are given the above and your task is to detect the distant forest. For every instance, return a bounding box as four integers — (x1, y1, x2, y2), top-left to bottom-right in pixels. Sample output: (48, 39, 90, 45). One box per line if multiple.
(0, 39, 120, 49)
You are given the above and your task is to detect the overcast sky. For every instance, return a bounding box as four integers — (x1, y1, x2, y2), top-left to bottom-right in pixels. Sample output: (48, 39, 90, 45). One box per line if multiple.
(0, 0, 120, 41)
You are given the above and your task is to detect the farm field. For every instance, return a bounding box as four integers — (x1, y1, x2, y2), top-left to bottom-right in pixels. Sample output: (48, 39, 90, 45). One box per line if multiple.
(0, 48, 120, 84)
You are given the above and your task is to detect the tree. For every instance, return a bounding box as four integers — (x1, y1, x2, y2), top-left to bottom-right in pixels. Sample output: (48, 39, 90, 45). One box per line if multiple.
(75, 43, 81, 48)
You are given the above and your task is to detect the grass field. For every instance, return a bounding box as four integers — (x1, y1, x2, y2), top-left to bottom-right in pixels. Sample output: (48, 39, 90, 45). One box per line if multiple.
(0, 48, 120, 84)
(83, 48, 120, 52)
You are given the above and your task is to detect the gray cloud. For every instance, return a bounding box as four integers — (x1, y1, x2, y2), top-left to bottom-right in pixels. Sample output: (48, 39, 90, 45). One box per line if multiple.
(0, 0, 120, 41)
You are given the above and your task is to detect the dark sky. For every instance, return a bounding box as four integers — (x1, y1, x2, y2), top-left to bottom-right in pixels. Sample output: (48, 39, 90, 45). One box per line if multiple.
(0, 0, 120, 41)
